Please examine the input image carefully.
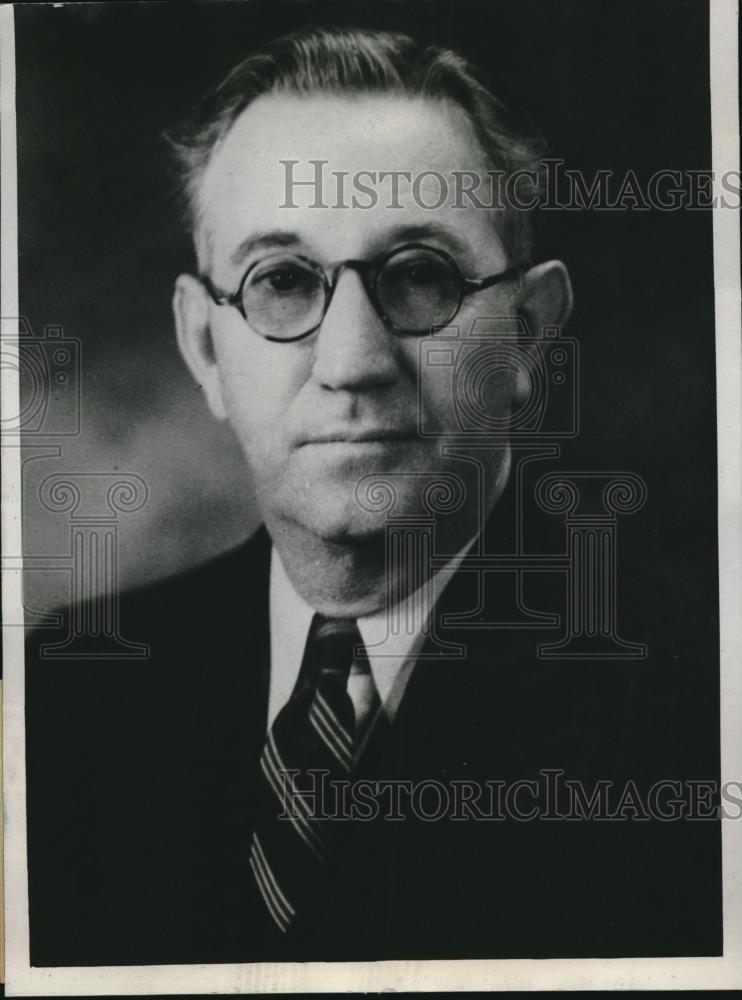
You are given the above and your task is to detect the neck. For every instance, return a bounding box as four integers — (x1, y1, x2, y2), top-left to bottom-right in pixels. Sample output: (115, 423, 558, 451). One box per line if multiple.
(267, 521, 389, 617)
(269, 516, 482, 617)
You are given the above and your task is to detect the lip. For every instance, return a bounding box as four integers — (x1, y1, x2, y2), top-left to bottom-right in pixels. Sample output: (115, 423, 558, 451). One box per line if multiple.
(299, 428, 418, 445)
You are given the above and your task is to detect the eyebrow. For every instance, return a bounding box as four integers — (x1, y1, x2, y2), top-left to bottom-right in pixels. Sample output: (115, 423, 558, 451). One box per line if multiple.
(369, 222, 474, 258)
(229, 230, 303, 267)
(226, 220, 478, 271)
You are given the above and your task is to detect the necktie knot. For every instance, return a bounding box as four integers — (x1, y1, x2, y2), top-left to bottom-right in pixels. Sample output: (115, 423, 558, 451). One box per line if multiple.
(312, 615, 365, 688)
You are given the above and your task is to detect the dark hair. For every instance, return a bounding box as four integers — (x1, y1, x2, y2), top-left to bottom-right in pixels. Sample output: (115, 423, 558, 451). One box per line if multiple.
(165, 24, 545, 262)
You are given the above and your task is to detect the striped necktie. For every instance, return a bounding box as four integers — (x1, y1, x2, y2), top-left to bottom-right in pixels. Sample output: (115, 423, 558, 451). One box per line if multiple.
(249, 615, 365, 934)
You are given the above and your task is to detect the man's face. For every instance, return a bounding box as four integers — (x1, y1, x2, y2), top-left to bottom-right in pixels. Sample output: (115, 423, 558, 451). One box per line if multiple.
(183, 92, 520, 544)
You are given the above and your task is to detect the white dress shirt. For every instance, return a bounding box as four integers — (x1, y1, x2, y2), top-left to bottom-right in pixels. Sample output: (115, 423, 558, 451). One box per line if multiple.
(268, 540, 473, 746)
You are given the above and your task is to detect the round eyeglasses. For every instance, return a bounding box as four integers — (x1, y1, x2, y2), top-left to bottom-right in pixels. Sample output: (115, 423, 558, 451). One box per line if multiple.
(198, 242, 524, 343)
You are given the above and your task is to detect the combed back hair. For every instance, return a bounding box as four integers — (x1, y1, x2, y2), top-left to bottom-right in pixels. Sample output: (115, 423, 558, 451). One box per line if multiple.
(165, 25, 545, 263)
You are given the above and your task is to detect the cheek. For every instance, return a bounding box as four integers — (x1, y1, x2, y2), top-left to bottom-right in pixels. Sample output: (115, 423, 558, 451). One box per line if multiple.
(213, 333, 304, 455)
(413, 332, 518, 436)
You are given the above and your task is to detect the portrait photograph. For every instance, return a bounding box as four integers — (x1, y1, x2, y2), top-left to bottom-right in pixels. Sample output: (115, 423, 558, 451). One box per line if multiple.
(1, 0, 740, 993)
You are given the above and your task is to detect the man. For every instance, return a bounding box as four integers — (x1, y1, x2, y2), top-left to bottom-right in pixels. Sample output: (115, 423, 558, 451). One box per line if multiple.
(25, 25, 721, 966)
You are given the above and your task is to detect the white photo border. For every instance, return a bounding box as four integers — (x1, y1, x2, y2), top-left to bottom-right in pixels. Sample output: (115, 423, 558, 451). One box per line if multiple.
(2, 0, 740, 992)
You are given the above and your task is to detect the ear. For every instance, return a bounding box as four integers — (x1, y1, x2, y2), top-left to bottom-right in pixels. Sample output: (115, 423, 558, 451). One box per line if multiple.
(513, 260, 573, 403)
(520, 259, 573, 329)
(172, 273, 227, 421)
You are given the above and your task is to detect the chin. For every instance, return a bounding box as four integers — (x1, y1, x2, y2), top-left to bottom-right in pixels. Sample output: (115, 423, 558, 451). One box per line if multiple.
(292, 501, 389, 545)
(273, 478, 426, 545)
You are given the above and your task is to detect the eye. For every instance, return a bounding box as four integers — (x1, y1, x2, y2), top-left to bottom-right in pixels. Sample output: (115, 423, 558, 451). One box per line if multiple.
(383, 251, 454, 290)
(400, 260, 439, 286)
(255, 265, 313, 294)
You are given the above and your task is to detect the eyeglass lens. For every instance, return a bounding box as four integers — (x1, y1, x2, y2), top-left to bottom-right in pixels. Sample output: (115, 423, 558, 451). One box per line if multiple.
(241, 246, 462, 340)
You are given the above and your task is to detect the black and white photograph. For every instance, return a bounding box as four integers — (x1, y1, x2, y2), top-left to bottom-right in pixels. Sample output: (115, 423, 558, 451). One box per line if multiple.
(1, 0, 740, 993)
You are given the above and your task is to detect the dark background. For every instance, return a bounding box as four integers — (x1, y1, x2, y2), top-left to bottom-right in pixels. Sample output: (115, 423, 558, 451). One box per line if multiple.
(15, 0, 717, 622)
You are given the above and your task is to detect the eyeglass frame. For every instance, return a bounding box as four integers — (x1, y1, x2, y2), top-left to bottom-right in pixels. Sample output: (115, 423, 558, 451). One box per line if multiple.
(197, 241, 527, 343)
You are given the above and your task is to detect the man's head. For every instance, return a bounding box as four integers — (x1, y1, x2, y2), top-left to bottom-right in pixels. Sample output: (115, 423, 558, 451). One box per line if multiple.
(169, 25, 572, 552)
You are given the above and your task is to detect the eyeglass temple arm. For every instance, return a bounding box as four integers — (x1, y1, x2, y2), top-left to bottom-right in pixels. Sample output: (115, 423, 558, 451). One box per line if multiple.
(463, 263, 528, 293)
(198, 274, 242, 307)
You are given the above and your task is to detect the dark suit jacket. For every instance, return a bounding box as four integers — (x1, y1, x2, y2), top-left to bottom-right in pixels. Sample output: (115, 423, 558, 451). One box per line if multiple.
(25, 507, 722, 966)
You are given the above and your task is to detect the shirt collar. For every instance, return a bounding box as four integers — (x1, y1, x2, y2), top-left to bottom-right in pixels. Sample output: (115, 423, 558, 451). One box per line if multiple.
(268, 539, 473, 727)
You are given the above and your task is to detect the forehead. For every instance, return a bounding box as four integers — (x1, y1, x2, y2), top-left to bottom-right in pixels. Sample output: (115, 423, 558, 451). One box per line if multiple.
(196, 92, 504, 274)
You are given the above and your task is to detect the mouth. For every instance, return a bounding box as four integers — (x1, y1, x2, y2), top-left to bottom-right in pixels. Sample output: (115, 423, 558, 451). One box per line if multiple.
(299, 428, 418, 446)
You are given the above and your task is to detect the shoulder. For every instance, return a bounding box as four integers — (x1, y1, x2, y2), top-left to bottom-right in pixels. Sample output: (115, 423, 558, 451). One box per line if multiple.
(26, 525, 272, 661)
(24, 526, 273, 746)
(436, 543, 717, 777)
(25, 526, 273, 814)
(114, 523, 271, 637)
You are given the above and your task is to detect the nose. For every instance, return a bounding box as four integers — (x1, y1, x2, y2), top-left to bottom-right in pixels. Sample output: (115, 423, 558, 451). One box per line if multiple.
(310, 268, 401, 392)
